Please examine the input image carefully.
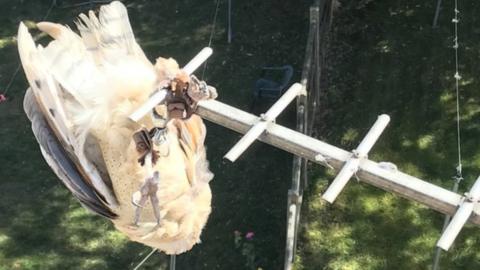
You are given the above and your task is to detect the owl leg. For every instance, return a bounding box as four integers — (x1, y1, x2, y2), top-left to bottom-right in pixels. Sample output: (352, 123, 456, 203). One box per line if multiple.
(188, 75, 218, 101)
(133, 195, 148, 226)
(150, 195, 161, 225)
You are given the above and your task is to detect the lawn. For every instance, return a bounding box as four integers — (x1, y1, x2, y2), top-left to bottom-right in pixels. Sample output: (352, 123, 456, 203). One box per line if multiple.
(0, 0, 308, 269)
(1, 0, 480, 270)
(295, 1, 480, 269)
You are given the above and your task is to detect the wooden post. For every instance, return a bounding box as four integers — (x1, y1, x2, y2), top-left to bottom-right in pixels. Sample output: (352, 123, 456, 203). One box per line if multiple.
(285, 2, 321, 269)
(224, 83, 302, 162)
(322, 114, 390, 203)
(437, 175, 480, 250)
(128, 47, 213, 122)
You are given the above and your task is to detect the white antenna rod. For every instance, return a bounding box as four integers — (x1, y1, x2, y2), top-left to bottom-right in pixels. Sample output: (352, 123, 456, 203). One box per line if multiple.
(437, 176, 480, 250)
(322, 114, 390, 203)
(183, 47, 213, 75)
(224, 83, 302, 162)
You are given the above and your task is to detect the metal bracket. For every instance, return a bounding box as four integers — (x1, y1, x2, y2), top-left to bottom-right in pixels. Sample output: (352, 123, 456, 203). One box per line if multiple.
(129, 47, 213, 122)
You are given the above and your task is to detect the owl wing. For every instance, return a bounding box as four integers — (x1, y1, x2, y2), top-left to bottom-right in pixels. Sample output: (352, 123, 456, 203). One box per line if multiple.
(74, 0, 151, 66)
(24, 88, 117, 218)
(16, 3, 153, 219)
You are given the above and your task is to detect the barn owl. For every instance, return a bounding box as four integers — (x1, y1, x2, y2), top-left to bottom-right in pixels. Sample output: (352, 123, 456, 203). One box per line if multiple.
(18, 1, 217, 254)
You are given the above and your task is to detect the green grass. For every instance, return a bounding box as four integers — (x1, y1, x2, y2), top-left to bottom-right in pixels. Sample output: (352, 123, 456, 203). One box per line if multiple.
(295, 1, 480, 269)
(0, 0, 308, 269)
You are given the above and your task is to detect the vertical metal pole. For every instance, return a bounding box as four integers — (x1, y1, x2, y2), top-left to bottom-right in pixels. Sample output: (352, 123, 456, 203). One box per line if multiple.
(432, 180, 459, 270)
(432, 0, 443, 28)
(228, 0, 232, 43)
(170, 255, 176, 270)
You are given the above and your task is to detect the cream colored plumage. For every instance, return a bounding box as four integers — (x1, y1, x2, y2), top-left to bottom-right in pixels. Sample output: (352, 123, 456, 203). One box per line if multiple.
(19, 1, 215, 254)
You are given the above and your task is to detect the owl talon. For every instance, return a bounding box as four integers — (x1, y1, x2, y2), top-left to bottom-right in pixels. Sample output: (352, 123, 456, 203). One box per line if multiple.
(188, 75, 217, 101)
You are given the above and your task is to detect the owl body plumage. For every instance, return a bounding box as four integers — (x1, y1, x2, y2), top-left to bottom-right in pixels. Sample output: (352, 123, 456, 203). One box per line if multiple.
(19, 1, 214, 254)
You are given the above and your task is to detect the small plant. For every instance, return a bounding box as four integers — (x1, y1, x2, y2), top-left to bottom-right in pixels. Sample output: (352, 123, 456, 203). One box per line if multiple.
(234, 230, 258, 269)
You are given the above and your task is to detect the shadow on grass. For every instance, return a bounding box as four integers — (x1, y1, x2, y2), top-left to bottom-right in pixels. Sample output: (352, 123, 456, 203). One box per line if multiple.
(297, 1, 480, 269)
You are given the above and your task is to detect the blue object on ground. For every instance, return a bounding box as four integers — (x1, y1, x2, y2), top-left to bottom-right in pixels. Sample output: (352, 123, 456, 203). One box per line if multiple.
(251, 65, 293, 110)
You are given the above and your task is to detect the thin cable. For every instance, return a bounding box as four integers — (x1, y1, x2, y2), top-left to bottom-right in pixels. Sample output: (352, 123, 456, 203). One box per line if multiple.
(2, 0, 56, 97)
(432, 0, 443, 28)
(42, 0, 56, 21)
(132, 248, 158, 270)
(452, 0, 463, 180)
(433, 2, 463, 269)
(201, 0, 222, 79)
